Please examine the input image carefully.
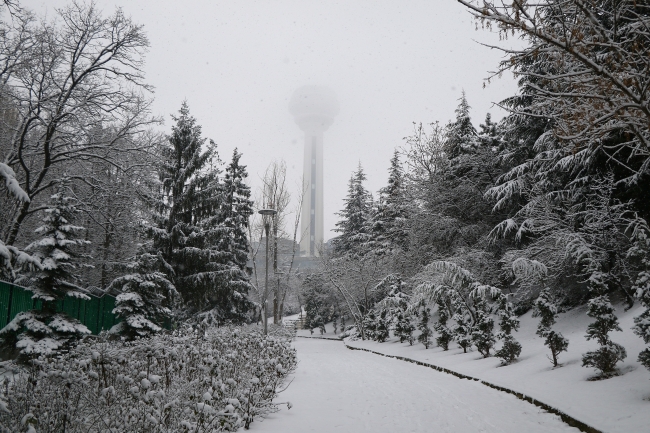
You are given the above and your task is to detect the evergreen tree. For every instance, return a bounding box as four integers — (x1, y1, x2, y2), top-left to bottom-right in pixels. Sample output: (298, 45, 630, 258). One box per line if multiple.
(375, 309, 390, 343)
(147, 103, 252, 324)
(333, 164, 373, 256)
(394, 310, 415, 345)
(0, 192, 90, 358)
(494, 294, 522, 365)
(534, 288, 569, 367)
(471, 300, 495, 358)
(108, 251, 177, 340)
(371, 151, 410, 254)
(582, 295, 627, 376)
(363, 309, 378, 341)
(433, 297, 453, 351)
(205, 148, 255, 323)
(629, 219, 650, 371)
(444, 91, 478, 159)
(417, 302, 433, 349)
(452, 298, 472, 353)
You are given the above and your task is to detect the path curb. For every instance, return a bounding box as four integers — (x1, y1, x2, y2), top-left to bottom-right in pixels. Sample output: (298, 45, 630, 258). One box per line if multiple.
(344, 343, 604, 433)
(295, 335, 341, 341)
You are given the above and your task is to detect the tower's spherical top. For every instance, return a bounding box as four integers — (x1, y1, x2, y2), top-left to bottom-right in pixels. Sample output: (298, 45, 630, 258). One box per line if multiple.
(289, 85, 339, 132)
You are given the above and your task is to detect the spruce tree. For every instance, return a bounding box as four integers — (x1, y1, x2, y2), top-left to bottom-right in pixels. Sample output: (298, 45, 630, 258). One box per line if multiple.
(0, 191, 91, 358)
(333, 164, 373, 256)
(534, 288, 569, 367)
(371, 151, 410, 254)
(471, 300, 495, 358)
(147, 103, 253, 324)
(417, 302, 433, 349)
(208, 148, 255, 323)
(433, 297, 453, 351)
(494, 294, 522, 365)
(108, 251, 177, 340)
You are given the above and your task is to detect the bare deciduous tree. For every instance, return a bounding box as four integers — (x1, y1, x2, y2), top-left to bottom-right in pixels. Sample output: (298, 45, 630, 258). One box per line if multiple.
(0, 2, 159, 246)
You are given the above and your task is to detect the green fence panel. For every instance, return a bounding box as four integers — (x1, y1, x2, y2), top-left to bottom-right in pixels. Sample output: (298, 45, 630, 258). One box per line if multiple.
(9, 286, 35, 322)
(85, 296, 101, 335)
(0, 281, 121, 335)
(0, 281, 11, 327)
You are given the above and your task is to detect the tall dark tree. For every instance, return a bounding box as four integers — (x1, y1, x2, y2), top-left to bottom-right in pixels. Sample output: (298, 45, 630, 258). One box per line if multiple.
(209, 148, 255, 322)
(333, 164, 373, 256)
(371, 151, 410, 254)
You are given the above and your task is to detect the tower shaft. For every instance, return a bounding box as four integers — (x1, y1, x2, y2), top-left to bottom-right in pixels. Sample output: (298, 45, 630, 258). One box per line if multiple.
(300, 131, 324, 256)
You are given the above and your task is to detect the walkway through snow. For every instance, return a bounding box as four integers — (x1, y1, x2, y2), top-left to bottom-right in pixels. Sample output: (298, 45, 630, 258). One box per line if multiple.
(250, 338, 579, 433)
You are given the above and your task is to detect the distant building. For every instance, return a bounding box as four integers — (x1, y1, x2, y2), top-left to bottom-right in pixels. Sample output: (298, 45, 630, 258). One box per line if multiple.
(289, 86, 339, 257)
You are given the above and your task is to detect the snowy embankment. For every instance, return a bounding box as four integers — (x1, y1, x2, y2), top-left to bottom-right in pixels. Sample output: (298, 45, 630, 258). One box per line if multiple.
(303, 304, 649, 433)
(251, 338, 578, 433)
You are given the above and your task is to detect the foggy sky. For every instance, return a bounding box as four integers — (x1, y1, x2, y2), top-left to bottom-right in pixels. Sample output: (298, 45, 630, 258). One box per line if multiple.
(25, 0, 520, 240)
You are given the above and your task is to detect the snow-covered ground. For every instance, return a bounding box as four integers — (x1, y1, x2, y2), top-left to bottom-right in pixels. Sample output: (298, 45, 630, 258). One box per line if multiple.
(299, 303, 649, 433)
(251, 337, 580, 432)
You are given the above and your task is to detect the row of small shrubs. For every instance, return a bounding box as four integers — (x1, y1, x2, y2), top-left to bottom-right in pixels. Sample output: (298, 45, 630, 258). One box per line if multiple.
(0, 325, 297, 433)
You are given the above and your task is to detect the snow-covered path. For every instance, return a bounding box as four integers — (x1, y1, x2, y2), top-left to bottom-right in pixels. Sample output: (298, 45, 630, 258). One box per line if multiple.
(251, 338, 579, 433)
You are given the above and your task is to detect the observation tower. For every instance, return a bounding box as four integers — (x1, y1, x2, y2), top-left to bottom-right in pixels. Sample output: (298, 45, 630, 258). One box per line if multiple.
(289, 86, 339, 257)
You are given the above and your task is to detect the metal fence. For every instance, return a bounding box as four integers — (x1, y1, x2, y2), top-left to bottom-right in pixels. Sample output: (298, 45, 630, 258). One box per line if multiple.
(0, 280, 119, 334)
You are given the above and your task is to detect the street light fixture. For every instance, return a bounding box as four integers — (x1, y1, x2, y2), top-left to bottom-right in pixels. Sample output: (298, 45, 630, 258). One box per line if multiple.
(258, 206, 277, 335)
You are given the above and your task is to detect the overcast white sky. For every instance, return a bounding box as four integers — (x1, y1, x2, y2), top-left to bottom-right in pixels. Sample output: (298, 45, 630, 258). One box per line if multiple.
(26, 0, 519, 240)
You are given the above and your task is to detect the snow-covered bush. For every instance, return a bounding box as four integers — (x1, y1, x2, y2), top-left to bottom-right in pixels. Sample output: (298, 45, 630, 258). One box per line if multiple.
(534, 288, 569, 367)
(394, 311, 415, 345)
(582, 295, 627, 377)
(374, 309, 390, 343)
(417, 302, 432, 349)
(451, 298, 473, 353)
(471, 300, 495, 358)
(494, 294, 521, 365)
(433, 298, 453, 351)
(0, 326, 296, 432)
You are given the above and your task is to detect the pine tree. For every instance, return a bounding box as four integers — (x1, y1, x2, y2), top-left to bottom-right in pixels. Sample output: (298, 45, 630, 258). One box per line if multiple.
(417, 302, 433, 349)
(433, 298, 453, 351)
(629, 219, 650, 371)
(371, 151, 410, 254)
(494, 294, 522, 365)
(452, 297, 472, 353)
(0, 192, 91, 358)
(444, 91, 478, 159)
(108, 251, 177, 340)
(534, 288, 569, 367)
(333, 164, 373, 256)
(471, 300, 495, 358)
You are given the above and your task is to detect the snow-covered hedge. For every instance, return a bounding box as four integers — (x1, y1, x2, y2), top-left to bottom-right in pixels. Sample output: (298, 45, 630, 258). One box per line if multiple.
(0, 326, 296, 432)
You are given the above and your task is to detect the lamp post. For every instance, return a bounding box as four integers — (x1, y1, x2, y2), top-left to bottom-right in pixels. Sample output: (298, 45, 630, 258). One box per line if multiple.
(258, 206, 277, 335)
(274, 269, 286, 324)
